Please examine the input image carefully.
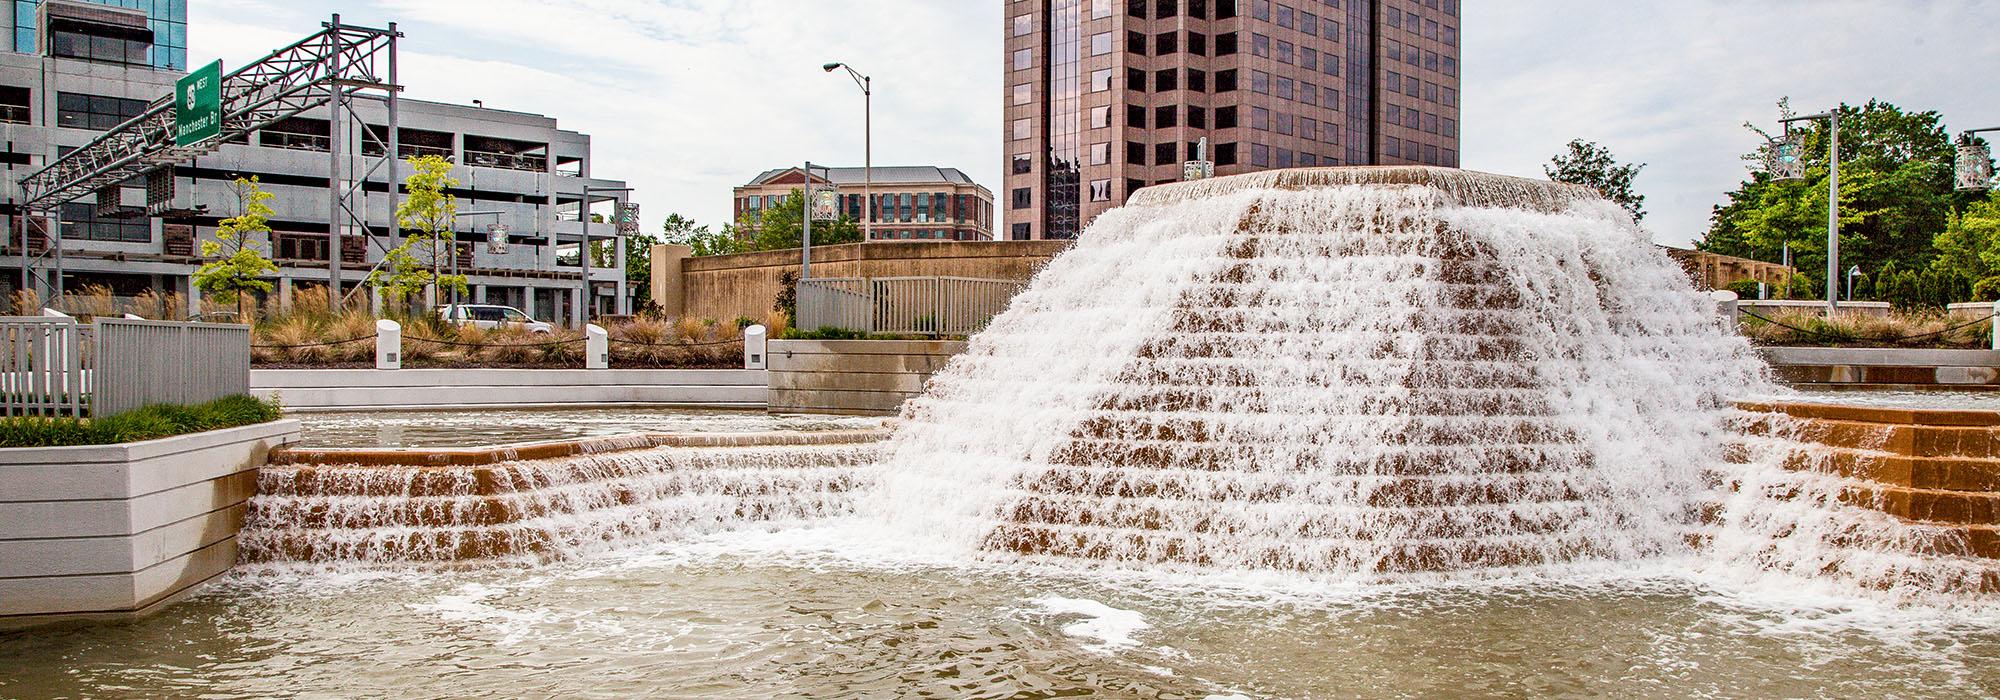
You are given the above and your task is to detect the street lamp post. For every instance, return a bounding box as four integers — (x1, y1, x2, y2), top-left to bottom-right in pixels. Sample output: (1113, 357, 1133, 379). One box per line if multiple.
(1781, 111, 1841, 314)
(823, 62, 872, 242)
(578, 185, 634, 324)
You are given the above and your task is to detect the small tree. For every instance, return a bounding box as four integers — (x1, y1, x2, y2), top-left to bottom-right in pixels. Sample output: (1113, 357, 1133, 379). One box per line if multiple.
(193, 177, 279, 319)
(373, 155, 467, 310)
(1545, 139, 1648, 222)
(661, 212, 743, 257)
(738, 189, 862, 251)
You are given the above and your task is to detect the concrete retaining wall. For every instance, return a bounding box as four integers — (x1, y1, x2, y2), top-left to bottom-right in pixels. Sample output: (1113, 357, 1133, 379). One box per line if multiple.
(769, 339, 968, 415)
(251, 369, 769, 410)
(0, 419, 300, 629)
(657, 241, 1068, 323)
(1759, 347, 2000, 387)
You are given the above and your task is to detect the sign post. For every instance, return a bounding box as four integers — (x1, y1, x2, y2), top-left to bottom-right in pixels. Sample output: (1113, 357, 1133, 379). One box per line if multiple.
(174, 60, 223, 147)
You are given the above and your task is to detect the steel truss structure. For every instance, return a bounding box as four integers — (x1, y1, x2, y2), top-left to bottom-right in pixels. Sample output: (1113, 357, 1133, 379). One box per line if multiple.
(16, 15, 402, 304)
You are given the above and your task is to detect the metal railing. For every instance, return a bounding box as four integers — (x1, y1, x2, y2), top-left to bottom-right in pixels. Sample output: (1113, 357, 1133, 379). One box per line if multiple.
(0, 317, 86, 417)
(796, 276, 1025, 336)
(92, 319, 251, 418)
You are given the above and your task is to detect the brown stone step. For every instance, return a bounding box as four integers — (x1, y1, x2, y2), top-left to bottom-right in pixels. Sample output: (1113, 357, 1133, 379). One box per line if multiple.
(1047, 438, 1590, 474)
(1012, 467, 1602, 507)
(999, 493, 1631, 541)
(983, 522, 1647, 573)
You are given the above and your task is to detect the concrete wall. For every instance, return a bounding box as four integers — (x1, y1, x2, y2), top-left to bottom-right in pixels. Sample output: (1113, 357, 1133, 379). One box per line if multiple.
(1760, 347, 2000, 387)
(0, 419, 300, 629)
(656, 240, 1069, 323)
(769, 339, 968, 415)
(251, 369, 769, 411)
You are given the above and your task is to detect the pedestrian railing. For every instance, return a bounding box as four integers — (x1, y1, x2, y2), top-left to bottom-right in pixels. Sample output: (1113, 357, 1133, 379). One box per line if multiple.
(0, 316, 86, 417)
(796, 276, 1026, 337)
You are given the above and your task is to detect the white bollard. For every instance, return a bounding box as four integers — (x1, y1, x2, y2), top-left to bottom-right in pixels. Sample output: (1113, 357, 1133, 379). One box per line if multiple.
(1710, 290, 1740, 334)
(743, 324, 768, 370)
(122, 313, 143, 320)
(375, 319, 401, 370)
(40, 308, 69, 318)
(586, 324, 609, 370)
(1991, 300, 2000, 351)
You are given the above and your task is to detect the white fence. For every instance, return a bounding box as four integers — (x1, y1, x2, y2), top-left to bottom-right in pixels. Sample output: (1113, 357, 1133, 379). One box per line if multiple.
(797, 276, 1025, 336)
(0, 317, 86, 417)
(0, 317, 250, 418)
(92, 319, 252, 417)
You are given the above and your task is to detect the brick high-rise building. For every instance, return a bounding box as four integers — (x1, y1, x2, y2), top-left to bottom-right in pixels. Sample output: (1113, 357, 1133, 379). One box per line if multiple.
(1003, 0, 1460, 240)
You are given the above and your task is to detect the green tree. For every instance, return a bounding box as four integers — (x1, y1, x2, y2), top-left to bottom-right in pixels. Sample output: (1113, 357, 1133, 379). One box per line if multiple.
(1697, 98, 1980, 300)
(662, 212, 743, 257)
(372, 155, 467, 308)
(193, 177, 279, 319)
(1932, 192, 2000, 300)
(737, 189, 862, 251)
(1545, 139, 1647, 222)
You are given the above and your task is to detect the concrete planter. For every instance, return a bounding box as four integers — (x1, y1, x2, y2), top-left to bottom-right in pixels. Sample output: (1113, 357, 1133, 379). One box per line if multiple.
(251, 368, 769, 411)
(1759, 347, 2000, 387)
(769, 339, 969, 415)
(0, 419, 300, 629)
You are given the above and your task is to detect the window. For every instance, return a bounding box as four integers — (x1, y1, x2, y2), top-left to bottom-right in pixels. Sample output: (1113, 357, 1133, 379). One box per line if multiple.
(1091, 142, 1110, 165)
(1323, 55, 1341, 77)
(1405, 78, 1421, 99)
(1276, 112, 1293, 135)
(1301, 81, 1318, 105)
(1091, 69, 1113, 92)
(1252, 0, 1271, 21)
(1091, 32, 1113, 55)
(1013, 154, 1032, 174)
(1156, 0, 1179, 18)
(1215, 142, 1238, 165)
(1012, 49, 1032, 70)
(1425, 81, 1440, 103)
(1443, 87, 1457, 107)
(1425, 51, 1440, 72)
(1385, 104, 1402, 125)
(1276, 3, 1294, 28)
(1443, 25, 1458, 46)
(1326, 86, 1342, 107)
(1091, 106, 1113, 128)
(1127, 142, 1147, 165)
(1443, 117, 1457, 137)
(1012, 83, 1032, 105)
(1386, 71, 1402, 93)
(1277, 77, 1294, 100)
(1386, 8, 1402, 28)
(1251, 143, 1270, 167)
(1012, 118, 1031, 140)
(1011, 223, 1031, 240)
(1155, 142, 1178, 165)
(1251, 106, 1271, 130)
(1155, 32, 1178, 55)
(1424, 19, 1439, 40)
(1188, 106, 1208, 129)
(0, 86, 28, 125)
(1090, 179, 1112, 202)
(59, 202, 148, 242)
(1301, 47, 1319, 71)
(1443, 56, 1458, 76)
(1191, 0, 1210, 19)
(1277, 148, 1295, 168)
(1325, 19, 1341, 41)
(1127, 68, 1147, 92)
(1216, 32, 1238, 55)
(1216, 69, 1238, 92)
(1276, 40, 1294, 65)
(1126, 179, 1147, 200)
(1217, 0, 1238, 18)
(1128, 30, 1146, 54)
(1093, 0, 1113, 18)
(1251, 33, 1271, 57)
(1128, 104, 1148, 128)
(1424, 112, 1439, 134)
(1251, 70, 1271, 94)
(1130, 0, 1148, 17)
(1302, 117, 1318, 139)
(1188, 32, 1208, 56)
(1012, 14, 1032, 36)
(48, 22, 151, 67)
(1217, 106, 1239, 128)
(1187, 69, 1208, 92)
(275, 233, 330, 262)
(1155, 105, 1178, 128)
(56, 92, 147, 131)
(1155, 69, 1178, 92)
(1301, 11, 1319, 35)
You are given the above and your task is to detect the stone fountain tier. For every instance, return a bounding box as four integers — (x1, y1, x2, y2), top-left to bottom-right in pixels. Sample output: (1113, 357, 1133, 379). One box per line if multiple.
(883, 165, 1773, 577)
(242, 430, 889, 564)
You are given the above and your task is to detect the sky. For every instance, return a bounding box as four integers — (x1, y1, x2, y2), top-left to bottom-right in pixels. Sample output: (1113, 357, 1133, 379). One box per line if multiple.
(188, 0, 2000, 248)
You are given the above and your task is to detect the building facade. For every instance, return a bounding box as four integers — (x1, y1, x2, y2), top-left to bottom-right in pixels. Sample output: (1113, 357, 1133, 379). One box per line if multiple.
(0, 1, 637, 324)
(734, 166, 994, 241)
(1003, 0, 1460, 240)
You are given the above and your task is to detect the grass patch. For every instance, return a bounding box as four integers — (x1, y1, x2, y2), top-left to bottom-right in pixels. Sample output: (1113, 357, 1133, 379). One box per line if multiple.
(0, 395, 281, 448)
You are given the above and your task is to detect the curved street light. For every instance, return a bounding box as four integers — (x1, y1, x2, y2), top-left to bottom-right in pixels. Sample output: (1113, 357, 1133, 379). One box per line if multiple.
(822, 62, 872, 241)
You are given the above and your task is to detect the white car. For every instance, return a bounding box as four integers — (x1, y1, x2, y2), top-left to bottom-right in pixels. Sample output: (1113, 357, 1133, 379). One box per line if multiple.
(438, 304, 554, 334)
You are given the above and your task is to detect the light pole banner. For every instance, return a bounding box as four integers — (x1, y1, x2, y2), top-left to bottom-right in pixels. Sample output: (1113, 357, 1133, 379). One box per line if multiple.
(1957, 142, 1994, 192)
(811, 188, 839, 222)
(618, 202, 641, 234)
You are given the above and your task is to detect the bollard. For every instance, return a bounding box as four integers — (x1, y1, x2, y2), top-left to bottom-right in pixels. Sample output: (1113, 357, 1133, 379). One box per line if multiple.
(40, 308, 69, 318)
(122, 313, 143, 320)
(743, 324, 768, 370)
(1710, 290, 1740, 334)
(586, 324, 609, 369)
(375, 319, 401, 370)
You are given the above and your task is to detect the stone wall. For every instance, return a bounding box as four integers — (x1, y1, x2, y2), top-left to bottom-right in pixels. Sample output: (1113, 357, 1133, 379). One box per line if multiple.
(0, 420, 300, 629)
(768, 339, 968, 415)
(1759, 347, 2000, 387)
(252, 368, 769, 410)
(653, 241, 1069, 323)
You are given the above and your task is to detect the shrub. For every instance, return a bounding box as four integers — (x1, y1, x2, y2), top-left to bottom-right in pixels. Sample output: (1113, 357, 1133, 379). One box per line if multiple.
(1740, 308, 1990, 349)
(0, 395, 281, 448)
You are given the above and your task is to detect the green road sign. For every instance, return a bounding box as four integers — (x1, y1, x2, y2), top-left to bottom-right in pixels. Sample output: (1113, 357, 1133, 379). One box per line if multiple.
(174, 60, 222, 146)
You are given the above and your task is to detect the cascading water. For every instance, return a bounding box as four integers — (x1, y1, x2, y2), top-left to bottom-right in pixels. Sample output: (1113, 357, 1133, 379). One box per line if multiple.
(860, 166, 1997, 598)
